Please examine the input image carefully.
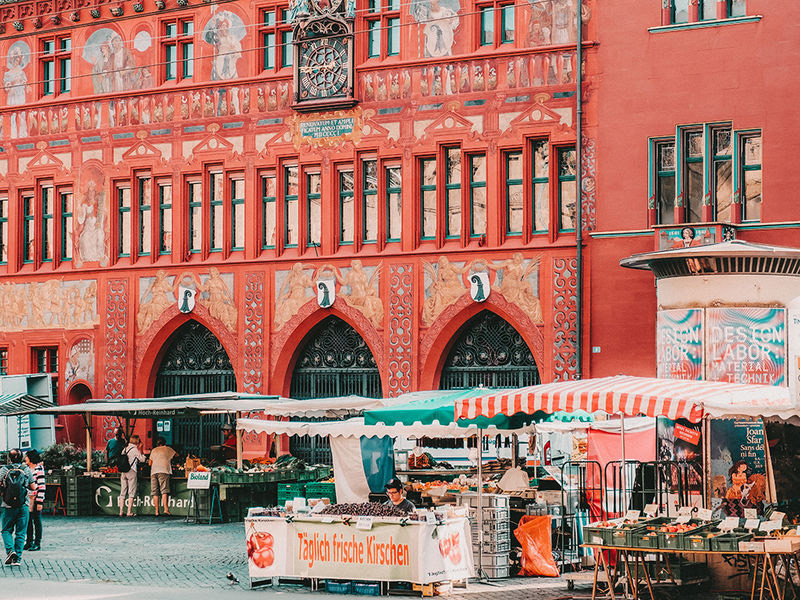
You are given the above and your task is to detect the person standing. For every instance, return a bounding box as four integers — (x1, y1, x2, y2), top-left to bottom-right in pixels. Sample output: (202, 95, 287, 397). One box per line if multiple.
(0, 449, 34, 566)
(119, 435, 146, 517)
(23, 450, 44, 552)
(148, 437, 177, 517)
(105, 427, 126, 467)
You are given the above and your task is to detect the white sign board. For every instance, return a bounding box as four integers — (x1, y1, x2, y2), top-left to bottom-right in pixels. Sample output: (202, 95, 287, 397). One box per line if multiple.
(187, 471, 212, 489)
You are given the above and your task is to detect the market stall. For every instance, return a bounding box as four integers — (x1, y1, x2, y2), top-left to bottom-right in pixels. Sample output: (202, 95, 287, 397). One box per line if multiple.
(245, 507, 474, 590)
(18, 393, 386, 520)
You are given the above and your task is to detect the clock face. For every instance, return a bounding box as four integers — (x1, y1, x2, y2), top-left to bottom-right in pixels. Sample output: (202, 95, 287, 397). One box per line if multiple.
(298, 38, 349, 100)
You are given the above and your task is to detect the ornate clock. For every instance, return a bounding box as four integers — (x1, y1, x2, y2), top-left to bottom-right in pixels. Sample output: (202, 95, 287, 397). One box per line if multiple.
(298, 38, 349, 100)
(292, 0, 357, 111)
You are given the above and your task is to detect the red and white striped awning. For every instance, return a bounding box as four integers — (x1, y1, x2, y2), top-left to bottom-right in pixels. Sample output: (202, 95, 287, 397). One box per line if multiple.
(455, 376, 795, 423)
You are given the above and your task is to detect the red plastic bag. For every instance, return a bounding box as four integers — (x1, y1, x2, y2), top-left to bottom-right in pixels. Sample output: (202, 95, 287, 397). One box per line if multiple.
(513, 515, 559, 577)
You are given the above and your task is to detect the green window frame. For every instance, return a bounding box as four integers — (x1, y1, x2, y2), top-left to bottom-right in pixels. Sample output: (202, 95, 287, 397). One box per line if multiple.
(480, 6, 494, 46)
(362, 159, 378, 243)
(22, 193, 34, 263)
(501, 4, 515, 43)
(188, 179, 201, 254)
(728, 0, 746, 17)
(445, 149, 461, 239)
(653, 140, 676, 225)
(261, 172, 277, 249)
(505, 151, 523, 235)
(683, 130, 703, 223)
(281, 25, 293, 69)
(137, 175, 152, 257)
(0, 195, 7, 264)
(306, 171, 322, 249)
(33, 346, 58, 404)
(117, 185, 131, 258)
(366, 0, 400, 59)
(387, 18, 400, 56)
(0, 348, 6, 375)
(284, 165, 299, 247)
(557, 147, 577, 232)
(739, 132, 762, 222)
(469, 154, 487, 238)
(41, 36, 71, 97)
(531, 140, 550, 233)
(262, 10, 276, 70)
(385, 165, 402, 242)
(368, 21, 381, 58)
(339, 168, 354, 245)
(230, 175, 245, 251)
(710, 127, 732, 222)
(164, 19, 194, 82)
(60, 189, 72, 261)
(670, 0, 689, 23)
(419, 158, 437, 240)
(42, 184, 54, 262)
(158, 181, 172, 255)
(209, 171, 223, 252)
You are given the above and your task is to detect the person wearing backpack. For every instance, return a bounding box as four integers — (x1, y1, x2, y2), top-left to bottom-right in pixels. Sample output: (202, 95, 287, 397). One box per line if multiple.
(118, 434, 146, 517)
(105, 427, 126, 468)
(0, 449, 34, 567)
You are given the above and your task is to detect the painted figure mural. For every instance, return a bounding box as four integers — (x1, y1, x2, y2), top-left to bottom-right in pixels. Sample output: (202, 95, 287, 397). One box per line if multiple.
(64, 338, 96, 390)
(84, 28, 152, 94)
(203, 11, 246, 81)
(411, 0, 461, 58)
(4, 41, 30, 138)
(75, 166, 108, 267)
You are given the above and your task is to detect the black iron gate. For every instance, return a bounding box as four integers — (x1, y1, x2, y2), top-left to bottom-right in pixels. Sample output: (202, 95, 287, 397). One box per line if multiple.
(439, 310, 540, 389)
(153, 320, 236, 456)
(289, 316, 382, 463)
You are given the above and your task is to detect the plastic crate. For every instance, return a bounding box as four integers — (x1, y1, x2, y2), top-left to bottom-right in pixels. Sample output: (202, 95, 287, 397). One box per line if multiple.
(610, 524, 648, 547)
(711, 531, 753, 552)
(325, 581, 353, 594)
(472, 528, 510, 544)
(474, 552, 509, 567)
(305, 482, 336, 503)
(352, 582, 382, 596)
(483, 565, 510, 579)
(473, 538, 511, 553)
(631, 530, 660, 548)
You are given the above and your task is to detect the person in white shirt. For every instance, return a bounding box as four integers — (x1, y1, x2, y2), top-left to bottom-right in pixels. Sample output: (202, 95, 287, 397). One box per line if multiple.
(148, 437, 178, 517)
(119, 434, 146, 517)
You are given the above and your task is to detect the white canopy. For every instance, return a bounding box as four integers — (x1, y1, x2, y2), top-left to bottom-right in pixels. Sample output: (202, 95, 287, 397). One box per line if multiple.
(236, 417, 536, 439)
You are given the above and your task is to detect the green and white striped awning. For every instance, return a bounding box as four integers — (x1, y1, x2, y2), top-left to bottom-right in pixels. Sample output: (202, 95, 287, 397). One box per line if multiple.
(0, 393, 54, 416)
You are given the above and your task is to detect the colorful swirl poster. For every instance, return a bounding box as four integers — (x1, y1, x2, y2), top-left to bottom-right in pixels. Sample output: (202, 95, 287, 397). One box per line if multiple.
(656, 309, 704, 380)
(705, 307, 786, 386)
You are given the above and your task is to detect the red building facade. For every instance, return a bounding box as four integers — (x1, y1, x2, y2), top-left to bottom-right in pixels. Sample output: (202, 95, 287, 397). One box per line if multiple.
(0, 0, 595, 446)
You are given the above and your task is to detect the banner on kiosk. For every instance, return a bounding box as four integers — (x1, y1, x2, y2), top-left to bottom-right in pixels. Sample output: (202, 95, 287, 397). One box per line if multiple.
(245, 518, 473, 583)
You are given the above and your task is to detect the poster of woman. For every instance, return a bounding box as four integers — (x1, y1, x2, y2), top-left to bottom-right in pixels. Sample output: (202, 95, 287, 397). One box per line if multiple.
(203, 11, 246, 81)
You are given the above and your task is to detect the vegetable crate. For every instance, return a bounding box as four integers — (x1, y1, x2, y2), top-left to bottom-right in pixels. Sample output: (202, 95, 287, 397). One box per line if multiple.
(325, 581, 353, 594)
(277, 483, 306, 506)
(352, 582, 382, 596)
(305, 482, 336, 503)
(711, 531, 753, 552)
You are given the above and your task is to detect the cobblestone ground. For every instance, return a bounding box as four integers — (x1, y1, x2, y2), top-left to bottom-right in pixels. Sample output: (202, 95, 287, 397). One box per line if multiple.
(0, 515, 575, 599)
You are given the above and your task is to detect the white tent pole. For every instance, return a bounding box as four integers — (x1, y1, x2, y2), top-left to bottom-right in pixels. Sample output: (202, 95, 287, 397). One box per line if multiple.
(620, 413, 627, 514)
(477, 429, 484, 579)
(236, 411, 243, 471)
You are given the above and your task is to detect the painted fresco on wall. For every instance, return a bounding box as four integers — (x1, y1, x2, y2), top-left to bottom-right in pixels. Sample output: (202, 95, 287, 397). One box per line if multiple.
(411, 0, 461, 58)
(203, 10, 246, 81)
(422, 254, 542, 327)
(530, 0, 578, 44)
(0, 280, 98, 331)
(4, 40, 30, 138)
(75, 164, 109, 267)
(138, 269, 237, 334)
(274, 261, 383, 330)
(83, 27, 152, 94)
(64, 337, 96, 390)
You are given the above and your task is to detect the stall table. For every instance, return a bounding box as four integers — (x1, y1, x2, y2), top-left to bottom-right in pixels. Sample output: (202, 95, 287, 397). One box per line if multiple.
(245, 514, 474, 590)
(584, 543, 800, 600)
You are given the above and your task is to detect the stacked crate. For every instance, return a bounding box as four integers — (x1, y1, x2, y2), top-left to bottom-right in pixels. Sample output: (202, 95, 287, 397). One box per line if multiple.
(65, 474, 93, 516)
(459, 493, 511, 579)
(277, 482, 306, 507)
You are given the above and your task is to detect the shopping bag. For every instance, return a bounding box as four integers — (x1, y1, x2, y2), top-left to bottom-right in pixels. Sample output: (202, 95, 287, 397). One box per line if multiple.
(513, 515, 559, 577)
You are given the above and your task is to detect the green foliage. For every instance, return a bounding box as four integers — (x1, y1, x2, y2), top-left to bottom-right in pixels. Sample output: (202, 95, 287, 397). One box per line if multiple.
(40, 443, 106, 470)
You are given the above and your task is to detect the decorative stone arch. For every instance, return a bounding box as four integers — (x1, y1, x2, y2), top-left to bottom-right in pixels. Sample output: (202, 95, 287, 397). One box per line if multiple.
(270, 300, 385, 397)
(134, 308, 240, 397)
(60, 382, 92, 446)
(418, 295, 544, 390)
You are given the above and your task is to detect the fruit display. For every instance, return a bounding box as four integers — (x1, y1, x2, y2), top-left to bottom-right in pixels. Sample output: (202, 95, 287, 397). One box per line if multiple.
(319, 502, 411, 518)
(249, 508, 284, 517)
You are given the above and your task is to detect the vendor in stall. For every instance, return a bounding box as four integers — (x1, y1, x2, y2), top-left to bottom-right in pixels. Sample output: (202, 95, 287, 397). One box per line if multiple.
(384, 478, 416, 513)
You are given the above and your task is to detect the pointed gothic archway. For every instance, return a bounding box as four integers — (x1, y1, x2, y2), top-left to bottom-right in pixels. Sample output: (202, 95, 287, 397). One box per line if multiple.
(439, 310, 540, 390)
(289, 315, 382, 462)
(154, 319, 236, 456)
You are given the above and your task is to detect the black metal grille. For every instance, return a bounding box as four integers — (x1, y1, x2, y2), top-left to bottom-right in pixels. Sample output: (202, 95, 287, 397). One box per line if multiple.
(439, 310, 540, 390)
(153, 320, 236, 456)
(289, 316, 382, 463)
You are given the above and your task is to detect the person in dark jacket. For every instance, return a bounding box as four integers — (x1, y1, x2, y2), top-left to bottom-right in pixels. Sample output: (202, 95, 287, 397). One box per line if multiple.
(23, 449, 44, 552)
